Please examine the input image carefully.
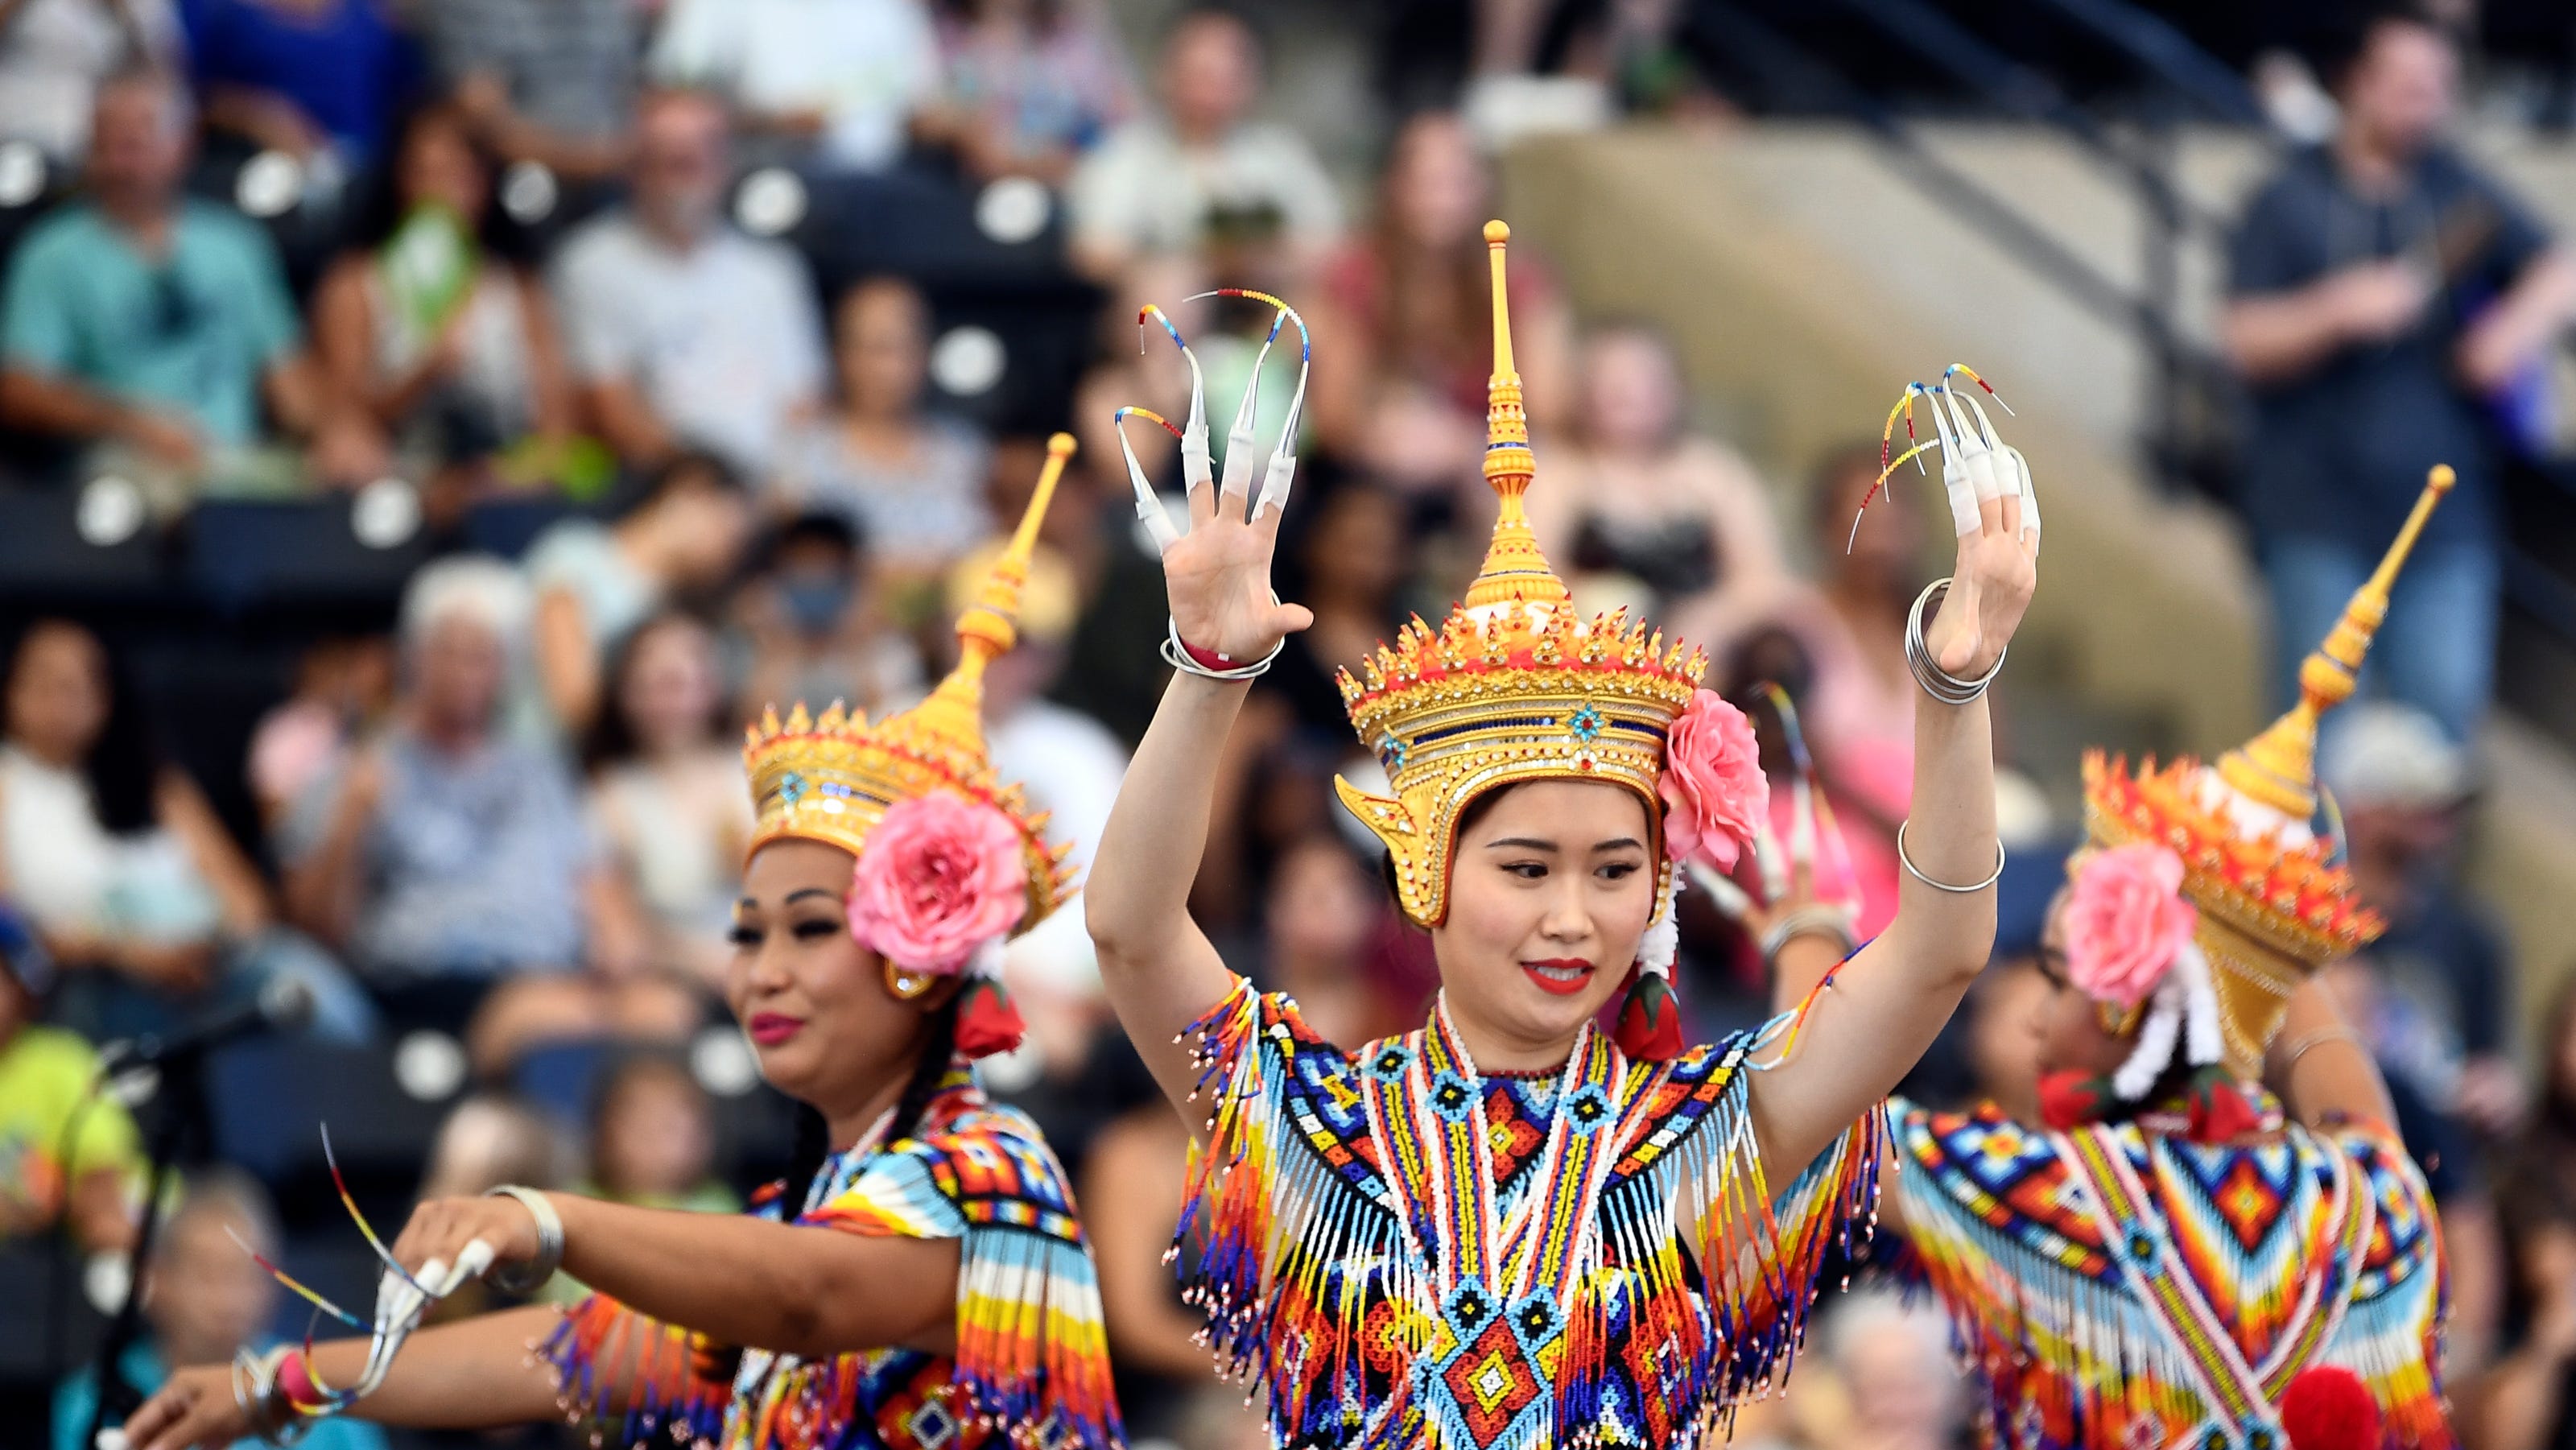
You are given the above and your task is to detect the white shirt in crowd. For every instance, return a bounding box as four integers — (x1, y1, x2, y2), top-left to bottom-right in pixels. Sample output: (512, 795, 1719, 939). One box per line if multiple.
(548, 211, 827, 477)
(649, 0, 939, 174)
(1067, 117, 1344, 260)
(0, 0, 182, 162)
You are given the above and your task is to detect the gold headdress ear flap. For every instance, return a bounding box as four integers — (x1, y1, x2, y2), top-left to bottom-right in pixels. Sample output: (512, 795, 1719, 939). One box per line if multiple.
(1334, 775, 1440, 927)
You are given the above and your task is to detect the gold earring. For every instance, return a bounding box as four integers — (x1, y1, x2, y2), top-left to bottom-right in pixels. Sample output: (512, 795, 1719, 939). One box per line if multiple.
(882, 962, 935, 1001)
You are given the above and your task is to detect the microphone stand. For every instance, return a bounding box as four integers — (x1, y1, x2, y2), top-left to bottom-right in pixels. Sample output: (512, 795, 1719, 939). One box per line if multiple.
(81, 1040, 210, 1450)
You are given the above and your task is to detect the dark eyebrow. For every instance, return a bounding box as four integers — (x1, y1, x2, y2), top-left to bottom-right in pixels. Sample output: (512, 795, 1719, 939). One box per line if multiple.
(782, 888, 841, 905)
(1591, 837, 1646, 853)
(1483, 837, 1559, 852)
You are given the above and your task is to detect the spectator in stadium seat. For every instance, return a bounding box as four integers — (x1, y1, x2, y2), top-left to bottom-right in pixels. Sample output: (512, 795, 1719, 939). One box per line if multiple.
(1310, 111, 1564, 500)
(2470, 981, 2576, 1450)
(280, 559, 695, 1073)
(925, 0, 1137, 186)
(0, 618, 377, 1045)
(770, 277, 991, 586)
(179, 0, 420, 171)
(584, 613, 753, 994)
(246, 634, 395, 831)
(0, 0, 182, 165)
(523, 452, 751, 739)
(1064, 6, 1341, 284)
(0, 915, 140, 1254)
(2325, 701, 2524, 1138)
(647, 0, 941, 175)
(577, 1054, 737, 1214)
(420, 0, 638, 184)
(549, 89, 827, 478)
(0, 69, 343, 490)
(52, 1174, 391, 1450)
(1527, 321, 1790, 659)
(729, 510, 925, 722)
(2222, 7, 2576, 748)
(311, 101, 578, 499)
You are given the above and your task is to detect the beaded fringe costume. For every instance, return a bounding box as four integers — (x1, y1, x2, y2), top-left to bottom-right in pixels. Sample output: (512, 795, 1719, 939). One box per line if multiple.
(1889, 470, 2459, 1450)
(543, 440, 1121, 1450)
(1162, 225, 1881, 1449)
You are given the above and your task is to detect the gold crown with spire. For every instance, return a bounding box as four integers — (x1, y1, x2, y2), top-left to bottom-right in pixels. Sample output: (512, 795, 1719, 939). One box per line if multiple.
(2082, 465, 2453, 1076)
(745, 434, 1080, 927)
(1335, 221, 1704, 927)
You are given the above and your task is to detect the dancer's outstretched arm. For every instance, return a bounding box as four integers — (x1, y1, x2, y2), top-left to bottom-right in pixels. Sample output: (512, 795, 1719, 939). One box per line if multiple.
(1753, 481, 2036, 1191)
(1087, 480, 1311, 1119)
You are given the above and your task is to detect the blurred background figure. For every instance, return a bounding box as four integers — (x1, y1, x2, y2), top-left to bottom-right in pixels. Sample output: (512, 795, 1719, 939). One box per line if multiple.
(647, 0, 939, 176)
(419, 0, 638, 186)
(547, 88, 824, 477)
(523, 451, 749, 739)
(730, 510, 923, 719)
(246, 634, 396, 832)
(0, 69, 332, 496)
(927, 0, 1136, 187)
(0, 914, 140, 1254)
(279, 560, 691, 1072)
(2326, 700, 2523, 1138)
(2223, 8, 2576, 749)
(0, 618, 374, 1044)
(180, 0, 420, 175)
(584, 611, 751, 994)
(1311, 111, 1567, 503)
(772, 276, 993, 592)
(1067, 6, 1340, 285)
(310, 100, 579, 510)
(0, 0, 183, 167)
(1531, 320, 1788, 655)
(575, 1053, 735, 1213)
(51, 1173, 390, 1450)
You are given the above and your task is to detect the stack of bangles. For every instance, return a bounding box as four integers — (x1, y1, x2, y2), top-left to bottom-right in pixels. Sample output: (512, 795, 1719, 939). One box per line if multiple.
(1162, 613, 1281, 681)
(1905, 576, 2003, 705)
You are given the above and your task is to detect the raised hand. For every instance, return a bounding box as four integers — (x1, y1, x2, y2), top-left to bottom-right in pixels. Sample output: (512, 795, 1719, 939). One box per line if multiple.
(1912, 373, 2040, 681)
(1118, 294, 1316, 665)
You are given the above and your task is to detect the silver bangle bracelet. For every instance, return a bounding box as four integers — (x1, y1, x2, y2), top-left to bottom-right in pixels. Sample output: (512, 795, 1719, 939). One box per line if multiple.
(2281, 1026, 2370, 1072)
(1160, 613, 1285, 681)
(1905, 577, 2004, 704)
(1895, 820, 2007, 894)
(484, 1185, 565, 1295)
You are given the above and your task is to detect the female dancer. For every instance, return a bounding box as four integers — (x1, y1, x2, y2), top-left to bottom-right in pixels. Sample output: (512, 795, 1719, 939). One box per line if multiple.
(122, 437, 1122, 1450)
(1776, 468, 2458, 1450)
(1083, 223, 2041, 1448)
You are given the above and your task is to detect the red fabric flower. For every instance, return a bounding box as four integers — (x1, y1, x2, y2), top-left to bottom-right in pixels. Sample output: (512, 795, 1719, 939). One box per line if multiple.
(2062, 843, 2197, 1010)
(1657, 689, 1768, 870)
(845, 794, 1028, 975)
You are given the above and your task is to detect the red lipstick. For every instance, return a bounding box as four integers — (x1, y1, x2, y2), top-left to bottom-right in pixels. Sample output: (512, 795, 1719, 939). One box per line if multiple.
(745, 1012, 803, 1046)
(1521, 958, 1596, 996)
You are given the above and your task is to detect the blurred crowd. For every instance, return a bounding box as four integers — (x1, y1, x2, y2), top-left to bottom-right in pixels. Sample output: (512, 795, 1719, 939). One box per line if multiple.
(2, 2, 2574, 1449)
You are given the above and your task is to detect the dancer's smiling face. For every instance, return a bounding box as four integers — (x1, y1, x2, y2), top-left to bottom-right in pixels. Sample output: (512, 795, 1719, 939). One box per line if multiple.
(1430, 779, 1658, 1065)
(2029, 886, 2133, 1080)
(728, 838, 952, 1130)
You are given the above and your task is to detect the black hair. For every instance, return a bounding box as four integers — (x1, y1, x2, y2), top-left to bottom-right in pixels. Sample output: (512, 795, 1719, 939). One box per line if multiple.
(2, 619, 161, 837)
(580, 609, 733, 772)
(618, 450, 745, 518)
(764, 510, 865, 569)
(774, 996, 962, 1217)
(347, 98, 503, 254)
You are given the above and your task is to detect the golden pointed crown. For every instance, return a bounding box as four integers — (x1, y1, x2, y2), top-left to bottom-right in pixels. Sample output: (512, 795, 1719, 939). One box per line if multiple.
(2082, 465, 2452, 1076)
(744, 434, 1080, 927)
(1334, 221, 1703, 927)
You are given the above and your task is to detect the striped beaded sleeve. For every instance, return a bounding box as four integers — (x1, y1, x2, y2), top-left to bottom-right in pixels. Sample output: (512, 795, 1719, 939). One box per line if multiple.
(1598, 978, 1887, 1418)
(539, 1293, 733, 1447)
(2322, 1119, 2452, 1449)
(805, 1105, 1125, 1450)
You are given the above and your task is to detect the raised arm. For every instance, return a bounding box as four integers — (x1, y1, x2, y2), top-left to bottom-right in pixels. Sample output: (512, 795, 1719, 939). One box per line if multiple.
(2270, 973, 2398, 1132)
(1085, 453, 1311, 1117)
(1751, 395, 2037, 1188)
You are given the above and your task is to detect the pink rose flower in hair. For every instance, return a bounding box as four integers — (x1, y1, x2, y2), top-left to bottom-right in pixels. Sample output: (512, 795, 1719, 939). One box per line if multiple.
(2062, 843, 2197, 1009)
(1657, 689, 1768, 870)
(845, 793, 1029, 975)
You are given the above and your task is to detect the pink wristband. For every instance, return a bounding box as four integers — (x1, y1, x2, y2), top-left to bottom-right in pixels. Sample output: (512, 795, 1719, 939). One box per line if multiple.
(275, 1346, 320, 1409)
(1179, 637, 1236, 670)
